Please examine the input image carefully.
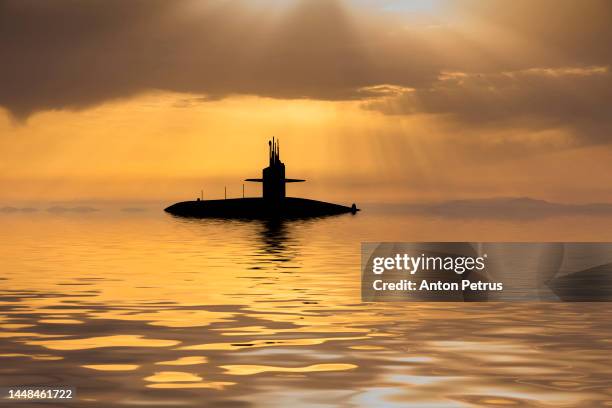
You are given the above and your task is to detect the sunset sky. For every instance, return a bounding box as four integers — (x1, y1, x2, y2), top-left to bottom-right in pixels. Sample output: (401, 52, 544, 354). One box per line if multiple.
(1, 0, 611, 204)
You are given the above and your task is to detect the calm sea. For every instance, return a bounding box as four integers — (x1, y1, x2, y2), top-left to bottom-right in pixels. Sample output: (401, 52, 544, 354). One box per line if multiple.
(1, 204, 611, 407)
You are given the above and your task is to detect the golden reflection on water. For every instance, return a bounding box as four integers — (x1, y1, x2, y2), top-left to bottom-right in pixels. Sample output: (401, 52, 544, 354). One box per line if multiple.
(83, 364, 140, 371)
(89, 309, 234, 328)
(0, 323, 34, 329)
(349, 345, 386, 350)
(38, 319, 84, 324)
(220, 363, 358, 375)
(26, 335, 180, 350)
(156, 356, 208, 366)
(0, 353, 63, 361)
(1, 208, 612, 406)
(0, 331, 68, 338)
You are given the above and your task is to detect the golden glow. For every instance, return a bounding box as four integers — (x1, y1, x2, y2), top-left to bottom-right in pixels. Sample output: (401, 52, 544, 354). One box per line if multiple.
(1, 0, 611, 204)
(2, 90, 612, 204)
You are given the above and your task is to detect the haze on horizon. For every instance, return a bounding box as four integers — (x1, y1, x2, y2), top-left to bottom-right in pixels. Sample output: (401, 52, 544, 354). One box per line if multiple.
(1, 0, 612, 204)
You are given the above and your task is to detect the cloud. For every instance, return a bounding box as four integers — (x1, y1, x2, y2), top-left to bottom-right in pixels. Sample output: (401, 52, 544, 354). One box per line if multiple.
(1, 0, 611, 139)
(0, 0, 437, 119)
(364, 65, 612, 144)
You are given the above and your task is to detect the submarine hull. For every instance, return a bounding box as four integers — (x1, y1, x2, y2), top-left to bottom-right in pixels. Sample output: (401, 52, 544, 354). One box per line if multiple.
(165, 197, 357, 219)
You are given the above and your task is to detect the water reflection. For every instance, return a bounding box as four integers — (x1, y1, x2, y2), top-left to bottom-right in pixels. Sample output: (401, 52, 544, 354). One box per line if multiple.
(257, 218, 294, 261)
(0, 210, 611, 406)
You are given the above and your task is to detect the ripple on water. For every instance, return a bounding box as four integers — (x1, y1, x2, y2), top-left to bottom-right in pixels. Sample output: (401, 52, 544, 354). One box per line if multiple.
(0, 353, 63, 361)
(144, 371, 235, 390)
(178, 336, 368, 351)
(1, 213, 612, 406)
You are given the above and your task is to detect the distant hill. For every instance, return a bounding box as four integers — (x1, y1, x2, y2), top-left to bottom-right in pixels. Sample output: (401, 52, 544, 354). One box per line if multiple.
(402, 197, 612, 219)
(46, 206, 99, 213)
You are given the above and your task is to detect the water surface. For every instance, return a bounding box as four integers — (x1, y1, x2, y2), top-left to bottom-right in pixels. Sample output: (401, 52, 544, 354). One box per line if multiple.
(1, 205, 611, 407)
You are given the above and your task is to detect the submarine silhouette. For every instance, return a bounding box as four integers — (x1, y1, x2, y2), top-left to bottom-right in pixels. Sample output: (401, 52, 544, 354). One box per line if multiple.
(165, 138, 359, 219)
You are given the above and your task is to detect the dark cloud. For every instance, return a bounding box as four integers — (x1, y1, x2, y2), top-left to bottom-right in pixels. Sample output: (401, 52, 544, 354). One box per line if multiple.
(1, 0, 611, 134)
(0, 0, 438, 118)
(365, 67, 612, 143)
(454, 0, 612, 68)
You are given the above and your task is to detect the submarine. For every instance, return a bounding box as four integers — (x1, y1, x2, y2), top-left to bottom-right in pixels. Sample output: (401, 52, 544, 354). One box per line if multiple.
(165, 138, 359, 219)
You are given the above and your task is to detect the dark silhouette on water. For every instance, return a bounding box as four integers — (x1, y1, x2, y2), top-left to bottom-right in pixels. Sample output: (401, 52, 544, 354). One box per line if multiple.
(165, 138, 359, 218)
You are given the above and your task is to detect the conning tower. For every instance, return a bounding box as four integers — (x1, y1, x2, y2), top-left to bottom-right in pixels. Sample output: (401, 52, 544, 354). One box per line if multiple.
(245, 138, 304, 202)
